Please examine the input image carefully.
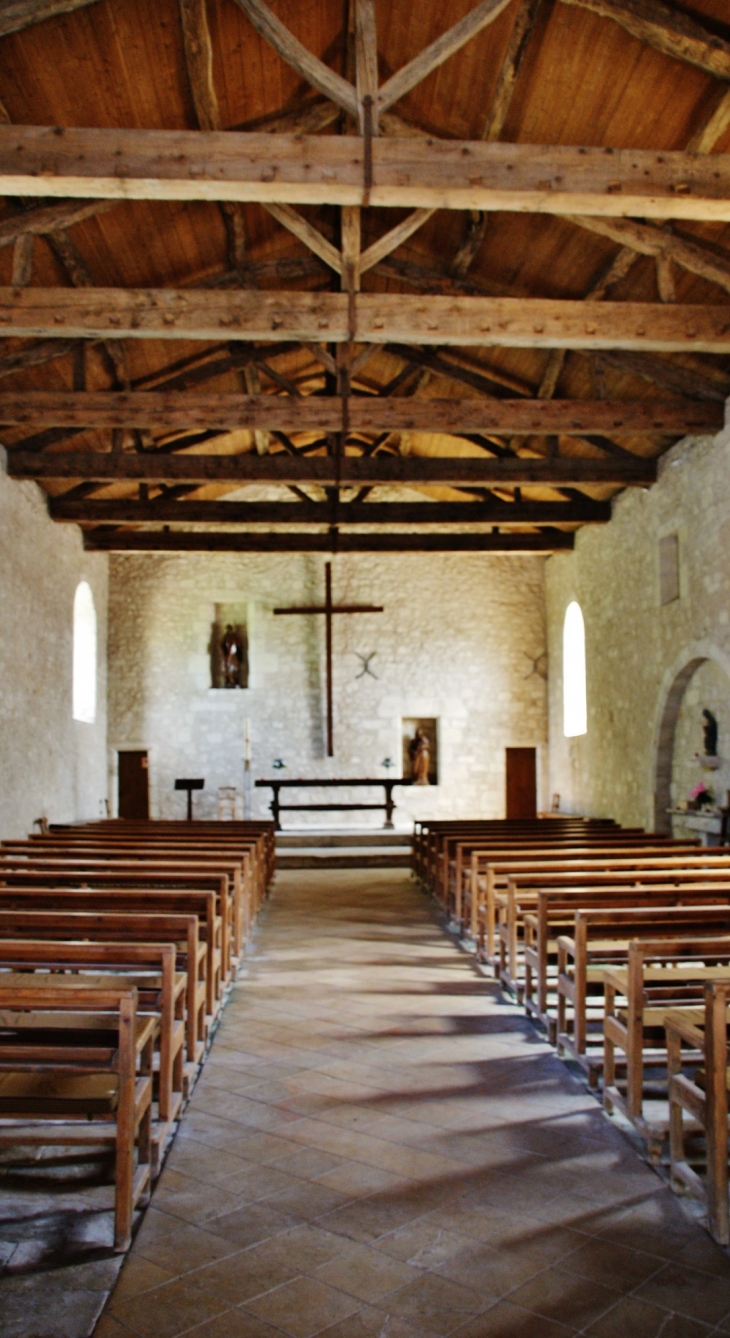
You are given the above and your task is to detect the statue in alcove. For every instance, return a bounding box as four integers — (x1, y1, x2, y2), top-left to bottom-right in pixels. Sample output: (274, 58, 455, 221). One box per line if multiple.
(409, 727, 431, 786)
(703, 709, 718, 757)
(220, 625, 245, 689)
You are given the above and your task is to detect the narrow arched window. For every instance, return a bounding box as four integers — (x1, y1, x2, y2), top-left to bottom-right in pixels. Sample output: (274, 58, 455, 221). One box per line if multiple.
(563, 600, 586, 738)
(73, 581, 97, 724)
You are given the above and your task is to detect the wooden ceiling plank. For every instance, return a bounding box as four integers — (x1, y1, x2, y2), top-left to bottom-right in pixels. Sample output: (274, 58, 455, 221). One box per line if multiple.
(231, 0, 358, 117)
(558, 0, 730, 81)
(81, 530, 575, 553)
(0, 0, 99, 38)
(2, 288, 730, 352)
(378, 0, 514, 112)
(4, 129, 730, 220)
(5, 452, 656, 487)
(0, 390, 715, 433)
(48, 497, 611, 524)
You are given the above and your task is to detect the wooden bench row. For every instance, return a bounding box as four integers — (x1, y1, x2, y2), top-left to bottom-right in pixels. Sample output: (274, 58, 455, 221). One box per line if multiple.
(0, 818, 275, 1253)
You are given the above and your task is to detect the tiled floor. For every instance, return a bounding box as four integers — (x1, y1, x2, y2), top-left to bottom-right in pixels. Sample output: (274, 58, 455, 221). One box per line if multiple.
(97, 869, 730, 1338)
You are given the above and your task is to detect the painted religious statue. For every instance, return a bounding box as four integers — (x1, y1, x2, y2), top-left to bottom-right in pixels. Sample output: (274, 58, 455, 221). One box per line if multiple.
(409, 727, 431, 786)
(220, 624, 245, 689)
(703, 709, 719, 757)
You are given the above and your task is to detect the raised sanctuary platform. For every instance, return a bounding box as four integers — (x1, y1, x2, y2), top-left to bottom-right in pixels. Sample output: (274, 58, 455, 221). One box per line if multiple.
(275, 829, 411, 869)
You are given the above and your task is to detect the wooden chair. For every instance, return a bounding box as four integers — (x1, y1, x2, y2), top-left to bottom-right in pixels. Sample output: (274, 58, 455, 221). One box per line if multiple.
(666, 980, 730, 1244)
(0, 979, 155, 1251)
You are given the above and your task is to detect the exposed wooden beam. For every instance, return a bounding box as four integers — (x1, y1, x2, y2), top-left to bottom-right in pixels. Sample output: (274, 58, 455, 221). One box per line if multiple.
(178, 0, 247, 269)
(559, 0, 730, 81)
(0, 391, 716, 434)
(355, 0, 379, 135)
(263, 203, 341, 273)
(11, 232, 32, 286)
(4, 129, 730, 220)
(687, 87, 730, 154)
(597, 349, 730, 401)
(231, 0, 358, 118)
(3, 288, 730, 352)
(7, 452, 657, 487)
(82, 528, 574, 553)
(378, 0, 514, 112)
(0, 198, 116, 251)
(46, 231, 129, 388)
(360, 209, 436, 273)
(569, 214, 730, 298)
(49, 497, 611, 524)
(0, 0, 99, 38)
(482, 0, 545, 141)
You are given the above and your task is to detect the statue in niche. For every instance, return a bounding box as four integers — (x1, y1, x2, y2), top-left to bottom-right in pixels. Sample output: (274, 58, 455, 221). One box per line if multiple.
(220, 625, 245, 689)
(409, 727, 431, 786)
(703, 709, 719, 757)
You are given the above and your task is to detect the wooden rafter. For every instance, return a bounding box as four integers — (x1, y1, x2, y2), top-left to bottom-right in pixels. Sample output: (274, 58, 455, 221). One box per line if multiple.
(0, 391, 716, 435)
(0, 0, 99, 38)
(568, 215, 730, 298)
(3, 129, 730, 220)
(559, 0, 730, 81)
(377, 0, 514, 112)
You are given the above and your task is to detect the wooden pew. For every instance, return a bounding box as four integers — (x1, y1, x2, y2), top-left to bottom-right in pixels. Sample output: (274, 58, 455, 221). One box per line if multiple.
(471, 843, 703, 958)
(557, 904, 730, 1064)
(500, 862, 730, 996)
(0, 909, 206, 1067)
(0, 858, 237, 971)
(0, 887, 221, 1018)
(412, 818, 616, 895)
(0, 979, 154, 1251)
(667, 980, 730, 1244)
(0, 940, 184, 1152)
(602, 935, 730, 1158)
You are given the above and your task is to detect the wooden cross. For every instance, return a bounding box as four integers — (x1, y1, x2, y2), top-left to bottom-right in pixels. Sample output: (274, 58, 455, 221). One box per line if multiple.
(274, 561, 383, 756)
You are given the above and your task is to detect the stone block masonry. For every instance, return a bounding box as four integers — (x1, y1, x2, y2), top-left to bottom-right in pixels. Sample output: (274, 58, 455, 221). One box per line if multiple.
(108, 552, 547, 824)
(0, 452, 108, 839)
(546, 406, 730, 831)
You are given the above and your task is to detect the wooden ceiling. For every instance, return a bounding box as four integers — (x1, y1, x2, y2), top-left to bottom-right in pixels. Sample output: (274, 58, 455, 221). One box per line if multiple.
(2, 0, 730, 553)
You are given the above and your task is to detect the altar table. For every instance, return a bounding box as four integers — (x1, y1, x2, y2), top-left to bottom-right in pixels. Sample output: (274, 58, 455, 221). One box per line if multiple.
(254, 777, 409, 830)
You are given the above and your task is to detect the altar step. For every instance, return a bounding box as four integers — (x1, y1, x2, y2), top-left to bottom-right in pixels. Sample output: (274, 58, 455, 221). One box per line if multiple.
(275, 829, 411, 869)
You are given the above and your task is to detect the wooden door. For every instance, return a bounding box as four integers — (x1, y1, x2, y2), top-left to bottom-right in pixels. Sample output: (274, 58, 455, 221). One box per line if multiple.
(506, 748, 537, 820)
(118, 751, 149, 820)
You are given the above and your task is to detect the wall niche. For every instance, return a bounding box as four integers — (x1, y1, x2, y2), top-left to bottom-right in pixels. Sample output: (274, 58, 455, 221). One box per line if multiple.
(402, 717, 439, 786)
(210, 603, 249, 690)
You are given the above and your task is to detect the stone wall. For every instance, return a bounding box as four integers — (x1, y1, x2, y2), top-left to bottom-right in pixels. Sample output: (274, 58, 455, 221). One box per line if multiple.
(0, 454, 108, 838)
(108, 552, 548, 825)
(545, 416, 730, 830)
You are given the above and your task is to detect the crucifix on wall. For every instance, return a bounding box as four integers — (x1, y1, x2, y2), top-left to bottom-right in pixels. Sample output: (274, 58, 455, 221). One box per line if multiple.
(274, 562, 383, 756)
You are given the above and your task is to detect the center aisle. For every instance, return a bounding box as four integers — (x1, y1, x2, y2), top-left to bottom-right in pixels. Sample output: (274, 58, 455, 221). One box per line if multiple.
(99, 870, 730, 1338)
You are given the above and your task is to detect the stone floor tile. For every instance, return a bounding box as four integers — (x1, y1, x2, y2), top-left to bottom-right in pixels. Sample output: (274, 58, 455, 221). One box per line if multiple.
(504, 1266, 621, 1330)
(313, 1241, 420, 1302)
(109, 1254, 173, 1303)
(448, 1299, 578, 1336)
(202, 1200, 300, 1249)
(108, 1276, 230, 1338)
(633, 1259, 730, 1326)
(242, 1275, 360, 1337)
(314, 1161, 414, 1199)
(185, 1240, 298, 1305)
(183, 1312, 286, 1338)
(134, 1220, 244, 1275)
(380, 1270, 490, 1334)
(554, 1236, 666, 1293)
(581, 1294, 714, 1336)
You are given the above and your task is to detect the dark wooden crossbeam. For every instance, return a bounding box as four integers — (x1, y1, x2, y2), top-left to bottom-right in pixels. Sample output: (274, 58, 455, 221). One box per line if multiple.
(48, 497, 611, 525)
(0, 391, 714, 434)
(82, 530, 575, 553)
(8, 452, 657, 487)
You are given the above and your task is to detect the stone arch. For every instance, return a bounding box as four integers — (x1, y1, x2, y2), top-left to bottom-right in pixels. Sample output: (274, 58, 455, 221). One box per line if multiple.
(653, 657, 707, 834)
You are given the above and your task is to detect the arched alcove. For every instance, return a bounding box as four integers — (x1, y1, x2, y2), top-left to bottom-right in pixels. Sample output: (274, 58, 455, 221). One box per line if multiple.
(654, 656, 707, 833)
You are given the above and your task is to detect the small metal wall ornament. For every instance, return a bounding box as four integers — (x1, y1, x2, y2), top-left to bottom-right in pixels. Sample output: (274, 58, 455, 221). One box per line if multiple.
(355, 651, 378, 679)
